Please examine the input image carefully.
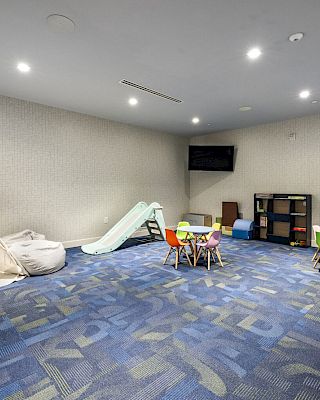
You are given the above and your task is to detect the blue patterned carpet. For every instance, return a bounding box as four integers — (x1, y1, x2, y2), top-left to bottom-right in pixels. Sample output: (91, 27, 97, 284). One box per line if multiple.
(1, 237, 320, 400)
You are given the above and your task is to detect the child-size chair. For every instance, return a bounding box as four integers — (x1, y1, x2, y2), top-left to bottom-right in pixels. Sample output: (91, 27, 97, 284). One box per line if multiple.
(196, 230, 223, 270)
(163, 229, 192, 270)
(176, 221, 194, 241)
(312, 225, 320, 262)
(313, 231, 320, 269)
(206, 222, 222, 240)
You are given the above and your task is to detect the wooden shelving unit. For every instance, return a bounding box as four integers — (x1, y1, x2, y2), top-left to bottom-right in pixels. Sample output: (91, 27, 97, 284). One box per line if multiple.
(254, 193, 312, 247)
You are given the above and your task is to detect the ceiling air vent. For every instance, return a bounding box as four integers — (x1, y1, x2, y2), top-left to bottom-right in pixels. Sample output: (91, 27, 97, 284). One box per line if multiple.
(119, 79, 182, 103)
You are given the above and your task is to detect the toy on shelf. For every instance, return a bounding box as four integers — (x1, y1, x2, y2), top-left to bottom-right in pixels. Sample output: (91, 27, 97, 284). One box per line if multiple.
(290, 240, 307, 247)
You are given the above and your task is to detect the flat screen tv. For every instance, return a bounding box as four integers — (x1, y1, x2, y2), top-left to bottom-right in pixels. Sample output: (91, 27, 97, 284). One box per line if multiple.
(188, 145, 234, 171)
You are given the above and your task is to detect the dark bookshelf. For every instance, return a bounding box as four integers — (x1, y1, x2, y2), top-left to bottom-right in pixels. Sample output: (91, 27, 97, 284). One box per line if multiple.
(254, 194, 312, 247)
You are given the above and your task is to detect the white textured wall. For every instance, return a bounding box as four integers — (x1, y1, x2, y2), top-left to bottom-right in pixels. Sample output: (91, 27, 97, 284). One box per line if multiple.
(0, 96, 189, 243)
(2, 94, 319, 246)
(190, 114, 320, 226)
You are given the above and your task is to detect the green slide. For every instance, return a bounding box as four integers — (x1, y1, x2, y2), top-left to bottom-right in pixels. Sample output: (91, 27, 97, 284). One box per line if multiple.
(81, 202, 165, 255)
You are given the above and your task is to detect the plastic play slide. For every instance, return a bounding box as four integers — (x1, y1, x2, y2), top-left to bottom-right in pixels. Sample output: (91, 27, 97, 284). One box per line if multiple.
(81, 202, 166, 255)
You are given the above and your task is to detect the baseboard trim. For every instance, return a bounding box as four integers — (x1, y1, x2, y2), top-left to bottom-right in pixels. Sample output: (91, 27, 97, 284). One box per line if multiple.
(63, 237, 101, 249)
(62, 226, 175, 249)
(64, 233, 317, 249)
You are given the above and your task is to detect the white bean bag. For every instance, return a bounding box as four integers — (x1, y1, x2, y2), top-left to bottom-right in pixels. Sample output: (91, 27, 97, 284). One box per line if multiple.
(0, 239, 28, 287)
(9, 240, 66, 276)
(1, 229, 45, 245)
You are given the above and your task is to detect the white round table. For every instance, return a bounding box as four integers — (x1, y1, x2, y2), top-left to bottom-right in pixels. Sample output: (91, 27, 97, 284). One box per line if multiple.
(177, 225, 213, 266)
(178, 226, 213, 235)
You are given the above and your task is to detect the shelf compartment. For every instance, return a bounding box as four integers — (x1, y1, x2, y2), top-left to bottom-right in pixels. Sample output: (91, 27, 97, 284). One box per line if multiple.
(267, 212, 290, 222)
(294, 201, 307, 214)
(273, 221, 290, 237)
(267, 235, 290, 245)
(260, 227, 267, 240)
(256, 198, 269, 213)
(294, 216, 307, 228)
(273, 199, 290, 214)
(292, 231, 307, 244)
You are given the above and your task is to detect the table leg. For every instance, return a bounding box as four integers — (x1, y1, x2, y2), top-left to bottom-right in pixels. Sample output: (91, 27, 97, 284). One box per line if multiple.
(193, 234, 198, 267)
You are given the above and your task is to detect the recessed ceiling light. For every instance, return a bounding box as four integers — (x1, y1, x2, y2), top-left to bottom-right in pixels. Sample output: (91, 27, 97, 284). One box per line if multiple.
(47, 14, 75, 33)
(246, 47, 262, 60)
(299, 90, 311, 99)
(128, 97, 138, 106)
(289, 32, 304, 43)
(192, 117, 200, 124)
(239, 106, 252, 112)
(17, 62, 31, 73)
(311, 100, 319, 104)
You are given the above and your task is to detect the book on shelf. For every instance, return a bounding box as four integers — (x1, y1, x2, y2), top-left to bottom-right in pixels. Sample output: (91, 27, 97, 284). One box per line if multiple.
(260, 216, 267, 228)
(292, 227, 306, 232)
(288, 196, 306, 200)
(256, 193, 273, 199)
(256, 199, 265, 212)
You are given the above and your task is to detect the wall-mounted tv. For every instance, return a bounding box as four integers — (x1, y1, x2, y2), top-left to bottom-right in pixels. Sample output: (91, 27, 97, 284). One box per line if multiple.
(188, 145, 234, 171)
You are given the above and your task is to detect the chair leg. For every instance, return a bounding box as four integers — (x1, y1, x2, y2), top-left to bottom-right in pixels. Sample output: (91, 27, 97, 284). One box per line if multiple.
(207, 249, 211, 271)
(312, 248, 319, 262)
(313, 256, 320, 269)
(210, 249, 216, 263)
(196, 247, 204, 264)
(215, 248, 224, 267)
(193, 235, 199, 267)
(182, 247, 192, 266)
(175, 248, 179, 270)
(163, 247, 172, 264)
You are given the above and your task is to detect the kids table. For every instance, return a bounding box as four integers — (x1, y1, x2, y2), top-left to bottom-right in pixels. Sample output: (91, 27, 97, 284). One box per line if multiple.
(177, 225, 213, 267)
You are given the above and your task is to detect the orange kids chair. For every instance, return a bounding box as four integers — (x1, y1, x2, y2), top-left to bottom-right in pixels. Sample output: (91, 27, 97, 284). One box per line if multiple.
(163, 228, 192, 270)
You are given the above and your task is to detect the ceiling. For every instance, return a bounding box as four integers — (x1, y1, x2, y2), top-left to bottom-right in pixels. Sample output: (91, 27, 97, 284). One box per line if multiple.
(0, 0, 319, 136)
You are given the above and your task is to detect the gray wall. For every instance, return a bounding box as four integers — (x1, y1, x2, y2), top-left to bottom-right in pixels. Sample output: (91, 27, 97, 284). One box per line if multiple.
(1, 94, 319, 247)
(190, 114, 320, 230)
(0, 96, 189, 245)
